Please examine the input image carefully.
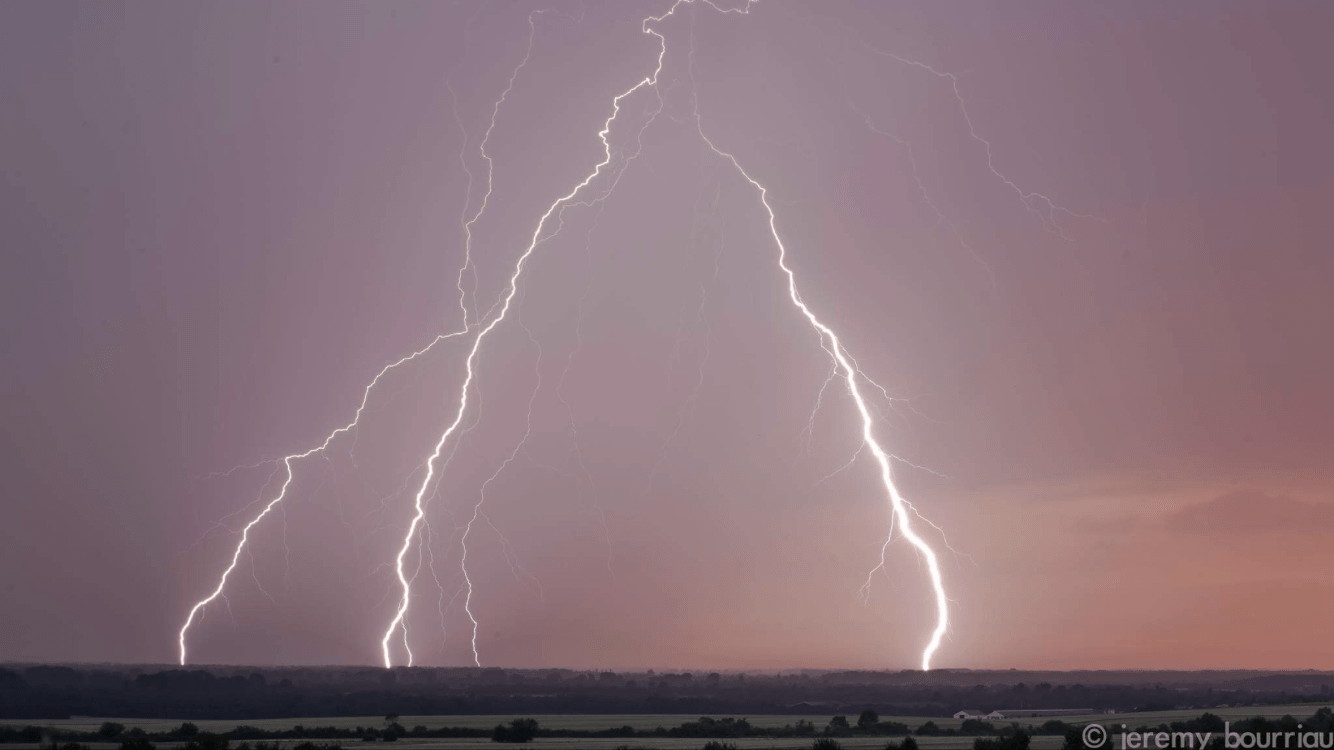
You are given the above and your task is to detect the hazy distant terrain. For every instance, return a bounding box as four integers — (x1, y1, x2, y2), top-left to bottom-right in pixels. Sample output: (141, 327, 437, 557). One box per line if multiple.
(4, 665, 1333, 720)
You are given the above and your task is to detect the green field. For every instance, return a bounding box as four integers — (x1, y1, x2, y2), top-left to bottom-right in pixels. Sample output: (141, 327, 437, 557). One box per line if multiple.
(989, 704, 1332, 728)
(31, 704, 1334, 735)
(0, 741, 1066, 750)
(14, 704, 1332, 750)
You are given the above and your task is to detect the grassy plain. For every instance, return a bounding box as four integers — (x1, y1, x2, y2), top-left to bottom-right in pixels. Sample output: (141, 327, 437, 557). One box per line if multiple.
(32, 704, 1334, 735)
(16, 704, 1333, 750)
(0, 742, 1065, 750)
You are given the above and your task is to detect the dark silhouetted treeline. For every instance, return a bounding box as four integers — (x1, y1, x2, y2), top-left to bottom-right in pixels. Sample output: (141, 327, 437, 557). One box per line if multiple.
(2, 665, 1332, 721)
(4, 709, 1334, 747)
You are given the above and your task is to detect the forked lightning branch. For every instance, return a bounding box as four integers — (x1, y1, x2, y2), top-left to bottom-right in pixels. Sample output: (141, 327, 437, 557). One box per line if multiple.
(179, 0, 1086, 671)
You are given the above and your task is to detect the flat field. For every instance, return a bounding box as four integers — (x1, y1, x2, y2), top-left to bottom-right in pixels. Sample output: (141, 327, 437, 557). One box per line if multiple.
(0, 742, 1065, 750)
(14, 704, 1333, 750)
(30, 704, 1333, 735)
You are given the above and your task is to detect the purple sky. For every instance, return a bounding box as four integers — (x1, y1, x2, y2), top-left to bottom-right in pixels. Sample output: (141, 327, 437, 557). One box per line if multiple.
(1, 1, 1331, 670)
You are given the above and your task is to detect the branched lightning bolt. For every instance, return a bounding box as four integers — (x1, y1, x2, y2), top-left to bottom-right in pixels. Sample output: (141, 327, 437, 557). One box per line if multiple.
(375, 0, 958, 671)
(378, 6, 678, 666)
(195, 457, 282, 482)
(182, 7, 586, 666)
(456, 9, 557, 327)
(664, 0, 949, 669)
(800, 357, 840, 451)
(388, 6, 557, 664)
(449, 80, 479, 328)
(458, 305, 544, 666)
(182, 463, 284, 555)
(696, 138, 952, 668)
(814, 440, 865, 486)
(844, 95, 993, 283)
(177, 4, 556, 662)
(176, 0, 1089, 673)
(421, 516, 460, 653)
(177, 330, 468, 665)
(856, 36, 1098, 240)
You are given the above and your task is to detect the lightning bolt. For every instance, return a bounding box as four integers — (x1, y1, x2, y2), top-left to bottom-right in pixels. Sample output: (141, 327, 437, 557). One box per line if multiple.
(458, 308, 544, 666)
(844, 95, 993, 284)
(669, 0, 949, 669)
(378, 2, 676, 667)
(692, 133, 951, 670)
(854, 35, 1098, 240)
(381, 0, 947, 672)
(177, 330, 468, 665)
(176, 31, 522, 661)
(456, 9, 557, 328)
(181, 0, 1095, 673)
(179, 5, 575, 667)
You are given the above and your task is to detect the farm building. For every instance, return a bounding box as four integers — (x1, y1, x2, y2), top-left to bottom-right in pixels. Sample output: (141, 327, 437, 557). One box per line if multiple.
(954, 710, 985, 719)
(953, 710, 1007, 720)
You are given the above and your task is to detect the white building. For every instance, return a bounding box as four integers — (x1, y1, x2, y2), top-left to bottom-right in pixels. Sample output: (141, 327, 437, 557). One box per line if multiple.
(954, 710, 985, 720)
(953, 710, 1006, 720)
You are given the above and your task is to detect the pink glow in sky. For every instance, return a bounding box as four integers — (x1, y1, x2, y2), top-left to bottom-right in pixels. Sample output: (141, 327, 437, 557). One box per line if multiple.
(1, 1, 1331, 670)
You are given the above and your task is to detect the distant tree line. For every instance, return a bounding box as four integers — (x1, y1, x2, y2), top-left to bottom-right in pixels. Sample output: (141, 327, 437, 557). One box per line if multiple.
(2, 665, 1332, 721)
(8, 709, 1334, 747)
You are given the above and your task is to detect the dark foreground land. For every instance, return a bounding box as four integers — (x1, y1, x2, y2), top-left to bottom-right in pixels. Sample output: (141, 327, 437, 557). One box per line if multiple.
(2, 708, 1333, 748)
(3, 666, 1334, 720)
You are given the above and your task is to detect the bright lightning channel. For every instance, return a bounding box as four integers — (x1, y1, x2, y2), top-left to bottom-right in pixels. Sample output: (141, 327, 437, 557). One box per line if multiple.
(676, 0, 949, 670)
(184, 0, 984, 672)
(693, 131, 951, 670)
(176, 10, 528, 660)
(382, 0, 952, 672)
(176, 329, 466, 666)
(378, 2, 682, 668)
